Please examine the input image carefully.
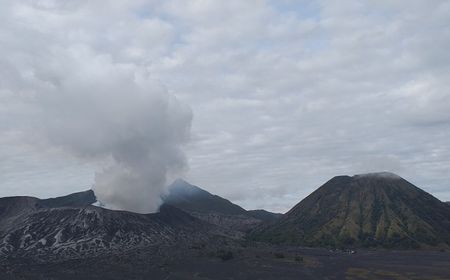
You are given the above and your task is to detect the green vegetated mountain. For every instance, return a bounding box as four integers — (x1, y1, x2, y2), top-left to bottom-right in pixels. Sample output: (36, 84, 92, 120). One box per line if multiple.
(250, 172, 450, 249)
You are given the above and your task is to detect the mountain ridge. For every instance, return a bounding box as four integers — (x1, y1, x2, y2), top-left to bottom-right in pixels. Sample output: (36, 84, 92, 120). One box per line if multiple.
(0, 194, 236, 262)
(163, 179, 248, 216)
(40, 190, 96, 208)
(163, 179, 282, 231)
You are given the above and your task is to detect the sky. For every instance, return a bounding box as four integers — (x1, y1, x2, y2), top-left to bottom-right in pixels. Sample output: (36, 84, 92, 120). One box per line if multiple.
(1, 0, 450, 213)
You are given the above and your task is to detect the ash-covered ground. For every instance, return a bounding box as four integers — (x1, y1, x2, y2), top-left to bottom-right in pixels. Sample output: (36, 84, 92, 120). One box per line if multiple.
(2, 243, 450, 280)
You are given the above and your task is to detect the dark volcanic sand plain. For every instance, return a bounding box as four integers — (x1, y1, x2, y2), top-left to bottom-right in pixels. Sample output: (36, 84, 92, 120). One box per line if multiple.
(2, 244, 450, 280)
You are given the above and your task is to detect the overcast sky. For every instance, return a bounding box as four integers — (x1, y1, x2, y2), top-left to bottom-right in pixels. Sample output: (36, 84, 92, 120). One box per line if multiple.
(1, 0, 450, 213)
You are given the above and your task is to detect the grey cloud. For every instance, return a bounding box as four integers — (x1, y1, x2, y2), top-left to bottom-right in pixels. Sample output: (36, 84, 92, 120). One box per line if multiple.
(1, 0, 450, 213)
(0, 3, 192, 213)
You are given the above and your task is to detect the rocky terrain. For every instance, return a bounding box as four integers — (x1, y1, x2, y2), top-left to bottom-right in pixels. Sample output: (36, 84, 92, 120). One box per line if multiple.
(1, 174, 450, 279)
(0, 196, 235, 263)
(250, 172, 450, 249)
(0, 179, 281, 265)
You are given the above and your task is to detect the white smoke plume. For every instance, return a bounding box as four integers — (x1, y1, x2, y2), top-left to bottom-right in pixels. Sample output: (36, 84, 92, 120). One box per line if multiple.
(40, 49, 192, 213)
(3, 44, 192, 213)
(0, 2, 193, 213)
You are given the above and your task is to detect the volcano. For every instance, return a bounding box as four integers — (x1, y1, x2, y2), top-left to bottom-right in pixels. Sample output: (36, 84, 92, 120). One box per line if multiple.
(0, 194, 233, 262)
(250, 172, 450, 249)
(163, 179, 282, 231)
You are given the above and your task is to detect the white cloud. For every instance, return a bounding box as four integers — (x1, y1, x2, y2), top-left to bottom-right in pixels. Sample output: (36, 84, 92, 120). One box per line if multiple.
(1, 0, 450, 212)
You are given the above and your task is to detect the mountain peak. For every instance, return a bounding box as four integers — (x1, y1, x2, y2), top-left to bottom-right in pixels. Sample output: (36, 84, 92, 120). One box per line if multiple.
(251, 173, 450, 248)
(164, 180, 247, 216)
(168, 179, 207, 196)
(329, 172, 403, 182)
(163, 179, 283, 230)
(353, 171, 402, 180)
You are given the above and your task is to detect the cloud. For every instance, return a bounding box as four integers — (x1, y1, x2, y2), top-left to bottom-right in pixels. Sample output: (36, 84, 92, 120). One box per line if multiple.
(0, 2, 192, 213)
(34, 47, 192, 213)
(1, 0, 450, 212)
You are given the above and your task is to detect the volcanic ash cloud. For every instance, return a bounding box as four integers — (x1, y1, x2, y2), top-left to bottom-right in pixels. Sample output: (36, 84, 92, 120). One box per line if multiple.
(31, 53, 192, 213)
(90, 89, 192, 214)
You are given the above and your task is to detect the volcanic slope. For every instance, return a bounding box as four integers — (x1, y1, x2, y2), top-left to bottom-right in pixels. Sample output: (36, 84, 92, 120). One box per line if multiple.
(163, 179, 282, 231)
(0, 195, 233, 262)
(251, 172, 450, 248)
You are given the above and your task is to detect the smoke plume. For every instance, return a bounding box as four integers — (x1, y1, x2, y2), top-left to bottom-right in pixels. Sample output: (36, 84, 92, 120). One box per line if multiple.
(55, 53, 189, 213)
(0, 2, 193, 213)
(11, 46, 192, 213)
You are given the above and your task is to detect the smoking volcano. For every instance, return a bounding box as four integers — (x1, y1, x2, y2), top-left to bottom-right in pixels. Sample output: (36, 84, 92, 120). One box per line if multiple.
(28, 49, 192, 213)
